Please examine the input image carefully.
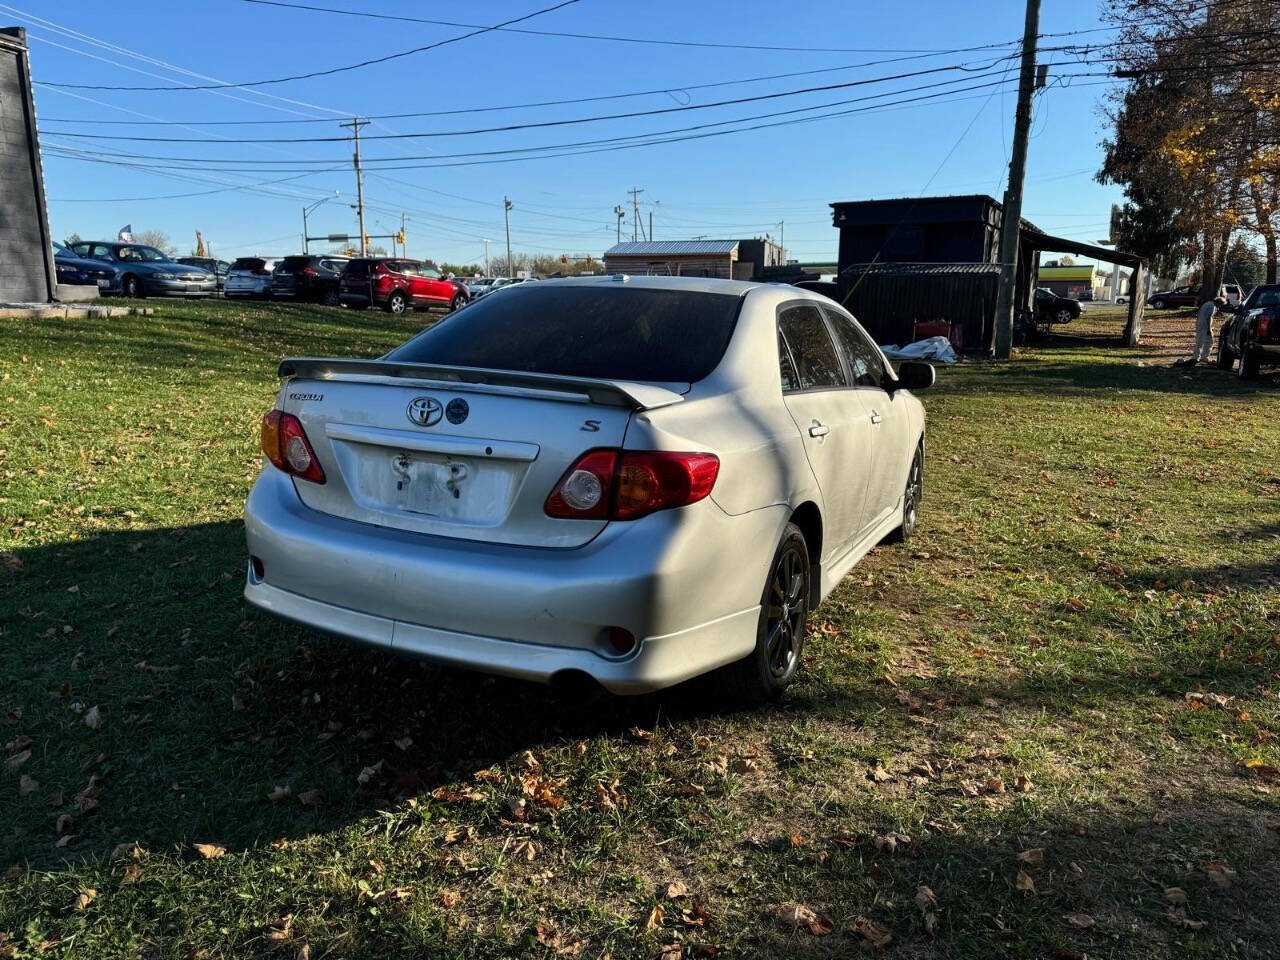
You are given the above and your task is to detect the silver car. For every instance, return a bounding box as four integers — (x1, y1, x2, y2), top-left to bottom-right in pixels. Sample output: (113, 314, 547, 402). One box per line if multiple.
(225, 257, 282, 299)
(243, 276, 931, 700)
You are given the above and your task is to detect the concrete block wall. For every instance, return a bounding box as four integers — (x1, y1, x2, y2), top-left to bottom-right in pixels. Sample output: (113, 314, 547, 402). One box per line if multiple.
(0, 28, 54, 303)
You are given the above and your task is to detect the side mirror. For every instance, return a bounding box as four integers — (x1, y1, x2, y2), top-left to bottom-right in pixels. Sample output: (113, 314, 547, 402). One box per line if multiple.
(894, 360, 935, 391)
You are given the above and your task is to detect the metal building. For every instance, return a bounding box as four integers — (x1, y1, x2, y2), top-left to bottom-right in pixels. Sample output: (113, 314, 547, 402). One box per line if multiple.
(0, 27, 55, 303)
(603, 240, 743, 279)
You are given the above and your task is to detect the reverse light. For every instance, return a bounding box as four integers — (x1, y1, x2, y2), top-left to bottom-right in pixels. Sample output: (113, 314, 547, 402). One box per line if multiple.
(545, 449, 719, 521)
(260, 410, 326, 484)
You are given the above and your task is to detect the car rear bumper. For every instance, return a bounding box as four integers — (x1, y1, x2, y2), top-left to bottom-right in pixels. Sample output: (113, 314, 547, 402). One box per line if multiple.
(242, 467, 781, 693)
(1248, 342, 1280, 362)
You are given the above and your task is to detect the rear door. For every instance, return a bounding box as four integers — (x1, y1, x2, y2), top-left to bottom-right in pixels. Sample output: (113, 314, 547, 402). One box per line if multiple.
(776, 302, 872, 563)
(824, 306, 913, 531)
(418, 266, 453, 304)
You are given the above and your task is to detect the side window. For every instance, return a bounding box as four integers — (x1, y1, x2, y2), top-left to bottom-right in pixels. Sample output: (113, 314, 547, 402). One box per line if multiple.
(92, 244, 113, 261)
(777, 330, 801, 393)
(827, 310, 888, 389)
(777, 304, 846, 391)
(422, 267, 442, 279)
(72, 243, 90, 257)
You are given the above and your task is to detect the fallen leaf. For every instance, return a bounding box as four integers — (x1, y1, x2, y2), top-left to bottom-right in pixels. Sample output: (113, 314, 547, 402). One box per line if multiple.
(1166, 906, 1207, 930)
(297, 790, 323, 807)
(1164, 887, 1188, 905)
(357, 761, 384, 786)
(263, 915, 294, 950)
(19, 775, 38, 796)
(6, 750, 30, 771)
(111, 842, 145, 860)
(663, 881, 689, 899)
(395, 737, 413, 751)
(729, 757, 759, 775)
(984, 777, 1006, 794)
(83, 706, 102, 729)
(296, 946, 311, 960)
(852, 917, 893, 949)
(55, 814, 72, 834)
(1205, 860, 1235, 889)
(771, 903, 833, 936)
(4, 865, 24, 880)
(1016, 868, 1036, 893)
(645, 904, 664, 930)
(628, 726, 654, 743)
(1064, 913, 1095, 929)
(958, 779, 980, 797)
(120, 862, 142, 885)
(681, 903, 711, 927)
(1014, 773, 1035, 793)
(1017, 848, 1044, 866)
(655, 945, 682, 960)
(915, 885, 937, 911)
(231, 694, 246, 712)
(73, 888, 96, 911)
(874, 832, 911, 854)
(5, 735, 32, 754)
(193, 842, 226, 860)
(439, 889, 462, 909)
(868, 764, 893, 783)
(267, 785, 291, 802)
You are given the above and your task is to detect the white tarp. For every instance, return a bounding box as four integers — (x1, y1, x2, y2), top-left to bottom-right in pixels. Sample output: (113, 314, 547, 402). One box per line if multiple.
(879, 336, 958, 364)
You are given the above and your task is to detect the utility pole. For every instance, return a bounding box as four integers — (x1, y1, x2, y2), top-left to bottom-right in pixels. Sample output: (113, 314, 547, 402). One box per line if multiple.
(339, 118, 369, 256)
(614, 205, 625, 244)
(991, 0, 1041, 359)
(649, 209, 653, 242)
(482, 239, 490, 276)
(400, 212, 407, 258)
(628, 186, 644, 242)
(503, 196, 513, 277)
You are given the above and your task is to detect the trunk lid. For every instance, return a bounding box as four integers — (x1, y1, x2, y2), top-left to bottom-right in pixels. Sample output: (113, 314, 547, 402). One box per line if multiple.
(275, 360, 683, 548)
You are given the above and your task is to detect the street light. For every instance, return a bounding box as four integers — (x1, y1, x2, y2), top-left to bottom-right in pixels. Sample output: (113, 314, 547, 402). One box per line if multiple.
(302, 191, 339, 254)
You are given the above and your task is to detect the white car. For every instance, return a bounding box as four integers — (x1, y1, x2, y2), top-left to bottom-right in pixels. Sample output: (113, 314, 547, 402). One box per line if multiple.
(243, 276, 931, 701)
(225, 257, 281, 299)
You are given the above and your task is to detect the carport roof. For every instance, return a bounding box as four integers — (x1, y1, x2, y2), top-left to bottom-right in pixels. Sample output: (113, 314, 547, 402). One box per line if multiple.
(604, 240, 739, 257)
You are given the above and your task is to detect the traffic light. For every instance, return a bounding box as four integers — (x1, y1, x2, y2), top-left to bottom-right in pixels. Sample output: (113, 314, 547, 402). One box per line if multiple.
(560, 253, 568, 264)
(362, 234, 371, 249)
(396, 230, 406, 244)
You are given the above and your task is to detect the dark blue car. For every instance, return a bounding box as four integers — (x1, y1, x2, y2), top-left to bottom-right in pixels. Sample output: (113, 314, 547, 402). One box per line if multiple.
(53, 241, 117, 289)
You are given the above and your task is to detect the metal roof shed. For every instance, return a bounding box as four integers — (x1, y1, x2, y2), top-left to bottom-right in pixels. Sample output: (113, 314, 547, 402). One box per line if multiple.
(604, 240, 742, 279)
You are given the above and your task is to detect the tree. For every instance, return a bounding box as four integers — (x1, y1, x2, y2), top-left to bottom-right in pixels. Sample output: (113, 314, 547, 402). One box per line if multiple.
(1224, 236, 1265, 290)
(136, 230, 177, 256)
(64, 232, 82, 246)
(1099, 0, 1280, 295)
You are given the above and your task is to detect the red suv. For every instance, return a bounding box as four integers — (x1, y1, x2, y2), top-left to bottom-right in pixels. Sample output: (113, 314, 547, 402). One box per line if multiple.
(339, 258, 469, 314)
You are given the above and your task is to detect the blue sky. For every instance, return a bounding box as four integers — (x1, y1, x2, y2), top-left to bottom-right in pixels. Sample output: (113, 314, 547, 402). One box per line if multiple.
(18, 0, 1126, 267)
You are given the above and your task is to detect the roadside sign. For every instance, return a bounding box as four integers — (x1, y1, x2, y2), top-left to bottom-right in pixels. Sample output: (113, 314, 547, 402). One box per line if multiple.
(327, 233, 349, 243)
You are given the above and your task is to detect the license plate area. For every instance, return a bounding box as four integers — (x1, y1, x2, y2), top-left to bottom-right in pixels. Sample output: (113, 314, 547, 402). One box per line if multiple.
(97, 279, 111, 288)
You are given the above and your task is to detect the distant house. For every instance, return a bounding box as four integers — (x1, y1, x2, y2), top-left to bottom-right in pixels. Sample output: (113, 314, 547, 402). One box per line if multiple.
(602, 237, 785, 281)
(1038, 263, 1097, 299)
(0, 27, 56, 303)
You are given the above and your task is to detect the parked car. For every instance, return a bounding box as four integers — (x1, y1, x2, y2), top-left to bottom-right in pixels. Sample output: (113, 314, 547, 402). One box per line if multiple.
(244, 276, 932, 701)
(1114, 294, 1130, 305)
(225, 257, 281, 299)
(1223, 283, 1242, 306)
(69, 241, 216, 298)
(1146, 284, 1199, 310)
(52, 241, 117, 289)
(1218, 284, 1280, 379)
(1034, 287, 1082, 324)
(271, 255, 349, 305)
(178, 257, 232, 295)
(467, 277, 498, 298)
(338, 258, 470, 314)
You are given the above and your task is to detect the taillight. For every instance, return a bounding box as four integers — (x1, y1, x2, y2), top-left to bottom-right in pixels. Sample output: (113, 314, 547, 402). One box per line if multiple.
(260, 410, 325, 484)
(252, 266, 270, 275)
(1259, 310, 1274, 339)
(544, 449, 718, 520)
(300, 266, 318, 276)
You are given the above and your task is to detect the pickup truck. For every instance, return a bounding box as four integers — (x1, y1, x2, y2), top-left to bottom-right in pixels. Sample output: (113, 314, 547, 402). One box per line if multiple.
(1218, 284, 1280, 379)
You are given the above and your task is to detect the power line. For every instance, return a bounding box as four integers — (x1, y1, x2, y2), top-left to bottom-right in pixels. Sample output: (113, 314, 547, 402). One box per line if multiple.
(39, 0, 581, 91)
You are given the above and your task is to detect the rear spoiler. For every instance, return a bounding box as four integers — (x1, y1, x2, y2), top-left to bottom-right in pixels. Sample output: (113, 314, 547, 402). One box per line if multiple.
(277, 357, 686, 410)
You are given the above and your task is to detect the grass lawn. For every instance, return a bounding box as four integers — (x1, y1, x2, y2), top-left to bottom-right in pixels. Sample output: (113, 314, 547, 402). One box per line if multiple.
(2, 298, 1278, 959)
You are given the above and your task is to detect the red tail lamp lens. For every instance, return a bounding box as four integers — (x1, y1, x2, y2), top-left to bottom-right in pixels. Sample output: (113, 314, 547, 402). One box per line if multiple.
(545, 449, 718, 520)
(260, 410, 325, 484)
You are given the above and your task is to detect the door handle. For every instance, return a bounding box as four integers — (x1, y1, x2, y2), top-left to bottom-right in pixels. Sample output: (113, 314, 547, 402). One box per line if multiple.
(808, 422, 830, 438)
(869, 410, 883, 426)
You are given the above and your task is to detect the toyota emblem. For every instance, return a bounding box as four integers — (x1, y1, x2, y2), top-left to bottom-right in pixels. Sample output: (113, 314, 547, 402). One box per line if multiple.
(406, 396, 443, 427)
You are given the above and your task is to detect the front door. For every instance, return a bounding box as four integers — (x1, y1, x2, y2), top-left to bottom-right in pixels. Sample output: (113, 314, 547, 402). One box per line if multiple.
(777, 302, 873, 564)
(824, 306, 913, 530)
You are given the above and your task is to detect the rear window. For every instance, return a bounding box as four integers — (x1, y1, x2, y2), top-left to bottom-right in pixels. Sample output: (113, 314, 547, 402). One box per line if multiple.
(231, 258, 265, 270)
(385, 284, 743, 382)
(342, 259, 376, 277)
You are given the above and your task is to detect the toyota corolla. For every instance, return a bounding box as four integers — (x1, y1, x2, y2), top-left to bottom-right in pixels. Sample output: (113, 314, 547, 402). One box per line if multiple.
(243, 276, 932, 700)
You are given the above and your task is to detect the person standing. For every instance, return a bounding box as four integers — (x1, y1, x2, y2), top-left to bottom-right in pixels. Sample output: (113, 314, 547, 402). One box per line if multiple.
(1191, 294, 1227, 364)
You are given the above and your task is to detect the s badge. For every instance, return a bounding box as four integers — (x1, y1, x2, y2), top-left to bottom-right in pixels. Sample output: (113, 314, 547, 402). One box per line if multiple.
(406, 396, 443, 427)
(446, 398, 469, 424)
(581, 419, 602, 432)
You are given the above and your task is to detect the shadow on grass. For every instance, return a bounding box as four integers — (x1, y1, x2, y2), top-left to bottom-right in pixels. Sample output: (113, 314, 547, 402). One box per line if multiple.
(0, 522, 732, 866)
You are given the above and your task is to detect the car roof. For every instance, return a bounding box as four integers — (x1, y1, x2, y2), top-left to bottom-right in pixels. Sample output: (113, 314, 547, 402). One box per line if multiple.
(534, 274, 766, 296)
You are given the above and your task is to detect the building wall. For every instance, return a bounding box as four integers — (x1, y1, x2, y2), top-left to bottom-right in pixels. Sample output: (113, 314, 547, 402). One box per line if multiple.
(603, 254, 736, 279)
(0, 28, 54, 303)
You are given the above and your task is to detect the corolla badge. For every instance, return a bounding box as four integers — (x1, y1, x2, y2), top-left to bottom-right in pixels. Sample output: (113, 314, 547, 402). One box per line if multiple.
(406, 396, 443, 427)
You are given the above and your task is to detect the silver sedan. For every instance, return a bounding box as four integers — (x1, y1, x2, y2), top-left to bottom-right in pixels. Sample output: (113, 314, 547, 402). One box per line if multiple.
(243, 276, 932, 701)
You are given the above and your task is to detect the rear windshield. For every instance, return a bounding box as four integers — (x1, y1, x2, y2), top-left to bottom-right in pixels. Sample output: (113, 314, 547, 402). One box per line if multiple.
(279, 256, 314, 270)
(231, 258, 265, 270)
(342, 259, 377, 277)
(385, 284, 744, 382)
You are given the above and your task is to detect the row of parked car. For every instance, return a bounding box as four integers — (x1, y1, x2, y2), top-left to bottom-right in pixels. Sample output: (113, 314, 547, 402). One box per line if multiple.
(52, 242, 479, 314)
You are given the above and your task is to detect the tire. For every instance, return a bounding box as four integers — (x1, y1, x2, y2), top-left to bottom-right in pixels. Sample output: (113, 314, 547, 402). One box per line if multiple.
(1217, 337, 1235, 370)
(717, 523, 810, 703)
(450, 293, 466, 312)
(1055, 307, 1073, 325)
(1238, 345, 1261, 380)
(385, 291, 407, 315)
(322, 289, 340, 307)
(122, 274, 142, 298)
(887, 445, 924, 543)
(1152, 299, 1166, 310)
